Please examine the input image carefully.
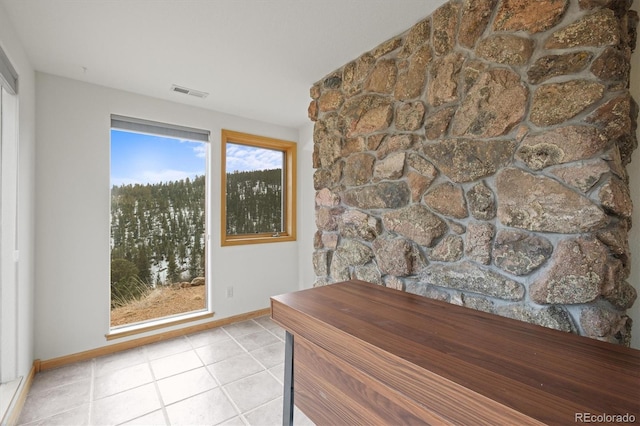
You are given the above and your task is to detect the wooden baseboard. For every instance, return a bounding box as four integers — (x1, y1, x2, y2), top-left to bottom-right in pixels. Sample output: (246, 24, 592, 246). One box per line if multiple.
(4, 362, 37, 426)
(39, 307, 271, 371)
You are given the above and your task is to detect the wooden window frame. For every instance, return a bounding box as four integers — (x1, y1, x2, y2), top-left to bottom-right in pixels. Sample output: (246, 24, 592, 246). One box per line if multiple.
(221, 129, 297, 246)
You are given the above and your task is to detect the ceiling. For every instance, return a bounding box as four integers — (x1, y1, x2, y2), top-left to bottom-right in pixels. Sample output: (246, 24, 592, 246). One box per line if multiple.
(1, 0, 447, 128)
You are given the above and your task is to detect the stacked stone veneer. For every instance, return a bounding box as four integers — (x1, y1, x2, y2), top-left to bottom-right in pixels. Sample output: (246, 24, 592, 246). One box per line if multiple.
(309, 0, 639, 345)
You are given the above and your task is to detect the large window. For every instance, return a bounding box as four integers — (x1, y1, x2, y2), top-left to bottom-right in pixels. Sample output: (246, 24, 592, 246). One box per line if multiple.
(221, 129, 296, 246)
(0, 47, 19, 398)
(0, 86, 18, 385)
(0, 43, 19, 396)
(110, 115, 210, 330)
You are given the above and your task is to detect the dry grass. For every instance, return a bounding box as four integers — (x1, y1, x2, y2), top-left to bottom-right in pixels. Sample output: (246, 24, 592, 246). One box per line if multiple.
(110, 285, 206, 327)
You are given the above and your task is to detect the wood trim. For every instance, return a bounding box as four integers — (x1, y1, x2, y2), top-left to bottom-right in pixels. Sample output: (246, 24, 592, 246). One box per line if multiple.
(39, 308, 271, 371)
(220, 129, 297, 247)
(5, 362, 37, 426)
(106, 311, 215, 340)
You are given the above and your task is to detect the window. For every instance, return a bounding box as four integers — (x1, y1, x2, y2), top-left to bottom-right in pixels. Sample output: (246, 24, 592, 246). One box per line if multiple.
(221, 129, 296, 246)
(0, 43, 22, 423)
(109, 115, 210, 331)
(0, 44, 19, 390)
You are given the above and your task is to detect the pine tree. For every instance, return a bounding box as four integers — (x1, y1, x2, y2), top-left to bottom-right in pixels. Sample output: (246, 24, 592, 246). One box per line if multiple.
(168, 251, 180, 284)
(135, 244, 151, 284)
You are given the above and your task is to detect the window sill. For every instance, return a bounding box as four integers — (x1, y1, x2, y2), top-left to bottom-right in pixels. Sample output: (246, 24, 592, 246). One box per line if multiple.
(106, 310, 214, 340)
(222, 234, 296, 246)
(0, 378, 21, 425)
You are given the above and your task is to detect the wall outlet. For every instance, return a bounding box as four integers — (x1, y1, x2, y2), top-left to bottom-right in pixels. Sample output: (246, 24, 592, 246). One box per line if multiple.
(226, 286, 234, 298)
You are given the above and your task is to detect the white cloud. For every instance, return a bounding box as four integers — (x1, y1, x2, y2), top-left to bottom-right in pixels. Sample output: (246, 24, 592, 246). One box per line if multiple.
(193, 144, 207, 159)
(226, 143, 282, 172)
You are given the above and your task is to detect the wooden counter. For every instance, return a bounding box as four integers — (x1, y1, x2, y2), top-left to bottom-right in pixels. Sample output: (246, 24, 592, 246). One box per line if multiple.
(271, 280, 640, 425)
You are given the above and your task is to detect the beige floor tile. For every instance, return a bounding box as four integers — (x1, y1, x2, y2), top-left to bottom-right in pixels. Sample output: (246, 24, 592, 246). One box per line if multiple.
(186, 327, 230, 348)
(235, 329, 281, 352)
(165, 388, 237, 425)
(18, 404, 89, 426)
(243, 397, 282, 425)
(90, 383, 161, 425)
(157, 366, 217, 405)
(207, 353, 263, 385)
(253, 315, 280, 330)
(267, 326, 287, 341)
(27, 361, 92, 395)
(223, 320, 264, 338)
(223, 371, 281, 413)
(249, 342, 285, 369)
(120, 409, 168, 425)
(218, 415, 248, 426)
(268, 363, 285, 384)
(150, 350, 203, 380)
(144, 336, 192, 360)
(18, 380, 90, 425)
(94, 347, 146, 377)
(93, 362, 153, 400)
(195, 338, 244, 365)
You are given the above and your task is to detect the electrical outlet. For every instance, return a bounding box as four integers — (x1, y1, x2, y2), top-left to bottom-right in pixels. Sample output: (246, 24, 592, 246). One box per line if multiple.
(226, 286, 234, 298)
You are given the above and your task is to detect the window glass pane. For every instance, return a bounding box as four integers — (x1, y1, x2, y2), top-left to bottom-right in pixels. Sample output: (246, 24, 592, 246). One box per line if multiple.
(0, 45, 18, 94)
(110, 129, 207, 328)
(225, 142, 284, 235)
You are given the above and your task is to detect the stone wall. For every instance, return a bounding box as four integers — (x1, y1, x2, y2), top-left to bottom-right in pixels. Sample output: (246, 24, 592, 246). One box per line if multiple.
(309, 0, 639, 345)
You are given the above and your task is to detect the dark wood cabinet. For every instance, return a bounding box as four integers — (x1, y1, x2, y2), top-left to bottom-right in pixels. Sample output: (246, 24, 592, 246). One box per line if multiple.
(271, 280, 639, 425)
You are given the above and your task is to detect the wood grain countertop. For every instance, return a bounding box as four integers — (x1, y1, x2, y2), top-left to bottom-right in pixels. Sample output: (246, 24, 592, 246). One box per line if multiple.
(271, 280, 640, 425)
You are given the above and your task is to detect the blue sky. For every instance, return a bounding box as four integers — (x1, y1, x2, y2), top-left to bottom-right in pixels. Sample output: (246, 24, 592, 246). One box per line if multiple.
(111, 130, 282, 187)
(111, 130, 206, 187)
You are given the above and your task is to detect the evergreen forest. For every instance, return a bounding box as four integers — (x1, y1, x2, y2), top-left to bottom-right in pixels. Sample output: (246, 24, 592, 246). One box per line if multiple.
(225, 168, 283, 235)
(110, 175, 206, 306)
(110, 169, 282, 307)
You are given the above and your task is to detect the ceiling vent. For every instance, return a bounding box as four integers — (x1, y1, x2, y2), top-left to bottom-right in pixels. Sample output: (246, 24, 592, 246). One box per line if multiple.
(170, 84, 208, 99)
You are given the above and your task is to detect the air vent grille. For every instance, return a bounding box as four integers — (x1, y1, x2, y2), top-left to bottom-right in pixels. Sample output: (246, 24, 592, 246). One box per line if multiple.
(170, 84, 208, 98)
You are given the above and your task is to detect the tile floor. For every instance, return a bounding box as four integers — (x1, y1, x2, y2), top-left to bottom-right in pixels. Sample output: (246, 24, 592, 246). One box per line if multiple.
(17, 316, 314, 425)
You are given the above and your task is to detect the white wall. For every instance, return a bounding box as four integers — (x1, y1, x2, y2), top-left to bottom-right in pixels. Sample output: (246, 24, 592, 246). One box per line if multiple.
(35, 73, 300, 360)
(627, 1, 640, 351)
(0, 0, 36, 393)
